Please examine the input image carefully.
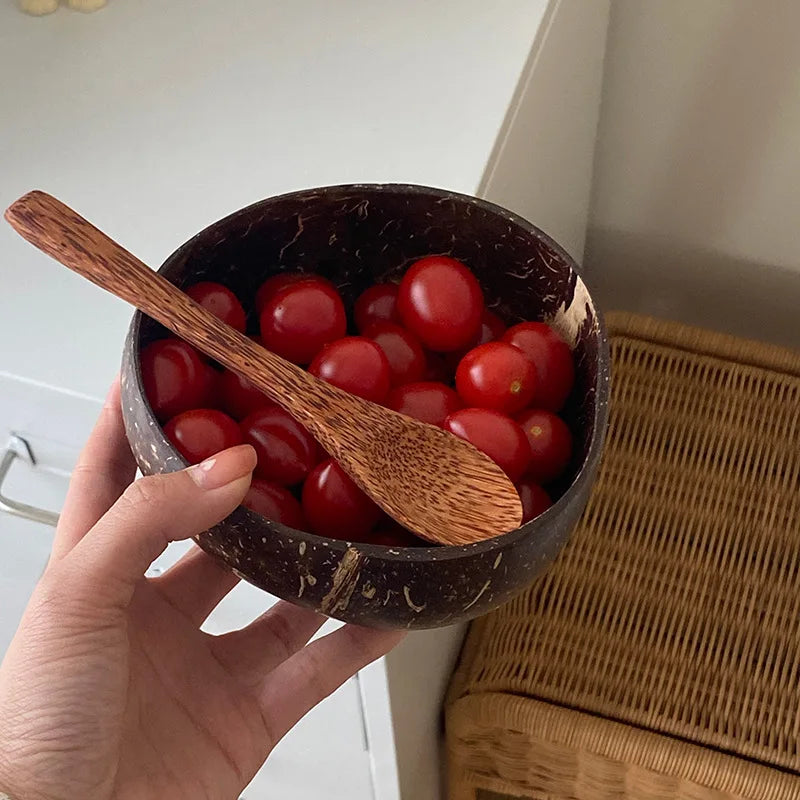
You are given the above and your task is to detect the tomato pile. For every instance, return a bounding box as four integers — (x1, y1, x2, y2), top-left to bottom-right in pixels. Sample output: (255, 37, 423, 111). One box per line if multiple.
(141, 256, 576, 546)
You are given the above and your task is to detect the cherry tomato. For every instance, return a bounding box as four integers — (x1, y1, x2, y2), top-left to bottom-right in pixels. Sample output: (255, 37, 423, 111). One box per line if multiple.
(365, 322, 426, 387)
(354, 283, 400, 333)
(444, 308, 507, 373)
(397, 256, 484, 352)
(422, 350, 452, 383)
(164, 409, 242, 464)
(255, 272, 309, 314)
(516, 480, 552, 523)
(516, 408, 573, 484)
(260, 279, 347, 364)
(240, 406, 317, 485)
(387, 381, 462, 427)
(443, 408, 530, 482)
(313, 436, 330, 466)
(365, 523, 426, 547)
(219, 369, 272, 421)
(302, 459, 382, 539)
(455, 341, 537, 415)
(243, 479, 307, 530)
(141, 338, 216, 421)
(309, 336, 391, 404)
(479, 309, 507, 343)
(186, 281, 247, 333)
(503, 322, 575, 411)
(200, 364, 221, 408)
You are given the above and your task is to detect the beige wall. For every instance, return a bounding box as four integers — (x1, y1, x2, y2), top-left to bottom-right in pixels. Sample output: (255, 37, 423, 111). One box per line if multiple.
(481, 0, 610, 261)
(586, 0, 800, 347)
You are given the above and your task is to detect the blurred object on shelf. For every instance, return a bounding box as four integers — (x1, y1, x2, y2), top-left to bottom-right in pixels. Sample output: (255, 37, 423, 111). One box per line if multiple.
(20, 0, 106, 15)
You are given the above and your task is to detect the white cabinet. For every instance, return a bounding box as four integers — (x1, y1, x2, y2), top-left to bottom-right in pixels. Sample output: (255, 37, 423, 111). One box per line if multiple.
(0, 375, 92, 653)
(0, 499, 58, 656)
(0, 377, 385, 799)
(0, 2, 609, 798)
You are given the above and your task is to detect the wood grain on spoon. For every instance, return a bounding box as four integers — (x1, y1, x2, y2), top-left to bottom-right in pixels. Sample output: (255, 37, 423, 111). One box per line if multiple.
(5, 191, 523, 546)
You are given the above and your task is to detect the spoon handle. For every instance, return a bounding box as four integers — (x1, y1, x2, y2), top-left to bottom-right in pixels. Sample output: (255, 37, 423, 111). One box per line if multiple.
(4, 191, 337, 432)
(5, 190, 525, 545)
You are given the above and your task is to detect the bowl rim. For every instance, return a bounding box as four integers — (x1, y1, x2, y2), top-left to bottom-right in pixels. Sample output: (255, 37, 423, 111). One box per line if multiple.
(127, 182, 610, 563)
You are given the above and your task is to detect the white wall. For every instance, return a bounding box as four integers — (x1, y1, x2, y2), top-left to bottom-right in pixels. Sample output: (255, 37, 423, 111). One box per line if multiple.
(0, 0, 545, 398)
(586, 0, 800, 347)
(480, 0, 610, 262)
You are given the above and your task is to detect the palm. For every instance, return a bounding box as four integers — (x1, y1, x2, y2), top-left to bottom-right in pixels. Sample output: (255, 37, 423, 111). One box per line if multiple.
(3, 554, 395, 800)
(0, 384, 401, 800)
(115, 584, 271, 799)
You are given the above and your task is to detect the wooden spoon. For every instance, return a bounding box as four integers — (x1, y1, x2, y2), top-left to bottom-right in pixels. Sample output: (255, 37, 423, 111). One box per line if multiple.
(5, 191, 523, 546)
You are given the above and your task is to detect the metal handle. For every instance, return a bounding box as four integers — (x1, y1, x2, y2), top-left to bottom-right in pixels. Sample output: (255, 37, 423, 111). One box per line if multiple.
(0, 435, 60, 527)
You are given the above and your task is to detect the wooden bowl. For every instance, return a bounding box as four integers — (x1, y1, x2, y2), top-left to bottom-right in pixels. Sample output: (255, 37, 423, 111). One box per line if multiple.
(120, 184, 609, 629)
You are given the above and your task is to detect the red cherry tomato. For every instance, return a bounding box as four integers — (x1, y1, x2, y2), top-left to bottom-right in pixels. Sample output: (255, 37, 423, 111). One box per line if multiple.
(515, 480, 552, 523)
(479, 309, 507, 343)
(218, 337, 271, 419)
(164, 409, 242, 464)
(503, 322, 575, 411)
(200, 364, 221, 408)
(260, 279, 347, 364)
(444, 308, 507, 373)
(240, 406, 317, 485)
(186, 281, 247, 333)
(243, 479, 307, 530)
(313, 438, 330, 466)
(365, 524, 426, 547)
(387, 381, 462, 427)
(365, 322, 426, 387)
(219, 369, 272, 421)
(443, 408, 530, 482)
(141, 339, 216, 421)
(422, 350, 452, 383)
(516, 408, 573, 484)
(309, 336, 391, 404)
(397, 256, 484, 352)
(354, 283, 400, 333)
(455, 342, 537, 415)
(302, 459, 382, 539)
(255, 272, 309, 315)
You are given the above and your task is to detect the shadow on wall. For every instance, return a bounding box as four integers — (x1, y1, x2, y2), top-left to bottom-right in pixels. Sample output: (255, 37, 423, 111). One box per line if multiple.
(585, 0, 800, 349)
(634, 2, 799, 241)
(585, 228, 800, 351)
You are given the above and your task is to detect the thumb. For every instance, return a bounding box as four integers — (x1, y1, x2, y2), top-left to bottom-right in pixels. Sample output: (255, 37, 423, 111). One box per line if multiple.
(61, 444, 257, 608)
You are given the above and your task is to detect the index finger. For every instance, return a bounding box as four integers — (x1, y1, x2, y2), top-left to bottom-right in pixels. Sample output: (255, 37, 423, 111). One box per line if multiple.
(50, 376, 137, 562)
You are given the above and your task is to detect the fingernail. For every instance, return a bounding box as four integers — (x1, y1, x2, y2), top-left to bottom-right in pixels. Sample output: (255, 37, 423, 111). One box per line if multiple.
(188, 444, 257, 489)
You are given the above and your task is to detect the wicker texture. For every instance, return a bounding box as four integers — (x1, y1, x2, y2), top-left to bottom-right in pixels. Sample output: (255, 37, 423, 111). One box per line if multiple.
(450, 695, 800, 800)
(447, 312, 800, 800)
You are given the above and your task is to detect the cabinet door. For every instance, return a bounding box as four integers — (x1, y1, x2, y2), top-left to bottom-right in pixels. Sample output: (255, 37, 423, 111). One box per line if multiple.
(0, 376, 380, 800)
(0, 431, 71, 654)
(0, 510, 57, 655)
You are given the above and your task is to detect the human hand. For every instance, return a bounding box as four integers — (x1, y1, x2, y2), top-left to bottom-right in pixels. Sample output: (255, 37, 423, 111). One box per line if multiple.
(0, 378, 404, 800)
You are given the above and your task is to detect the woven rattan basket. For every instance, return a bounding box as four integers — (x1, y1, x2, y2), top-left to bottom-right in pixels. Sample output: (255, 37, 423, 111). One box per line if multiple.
(446, 312, 800, 800)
